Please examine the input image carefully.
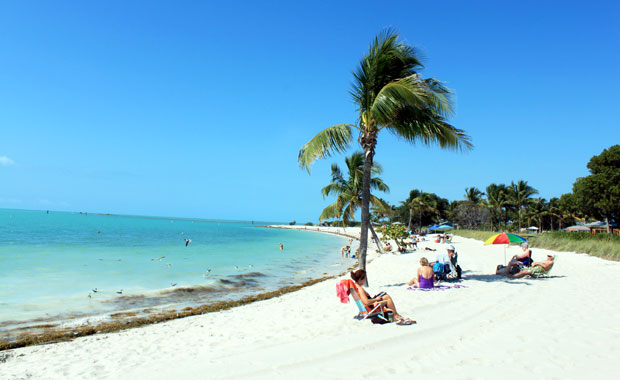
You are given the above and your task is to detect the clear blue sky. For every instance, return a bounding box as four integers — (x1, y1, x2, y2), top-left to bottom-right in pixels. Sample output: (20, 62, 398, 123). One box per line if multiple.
(1, 1, 618, 223)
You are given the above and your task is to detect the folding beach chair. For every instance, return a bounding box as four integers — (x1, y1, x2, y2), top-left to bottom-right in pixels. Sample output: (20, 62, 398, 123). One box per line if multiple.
(337, 279, 392, 321)
(531, 257, 556, 278)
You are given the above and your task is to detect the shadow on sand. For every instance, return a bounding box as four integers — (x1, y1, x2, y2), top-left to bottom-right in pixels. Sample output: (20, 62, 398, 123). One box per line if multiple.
(463, 273, 532, 285)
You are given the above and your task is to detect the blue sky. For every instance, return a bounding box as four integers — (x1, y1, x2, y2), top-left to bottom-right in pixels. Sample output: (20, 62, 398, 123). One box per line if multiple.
(1, 1, 618, 223)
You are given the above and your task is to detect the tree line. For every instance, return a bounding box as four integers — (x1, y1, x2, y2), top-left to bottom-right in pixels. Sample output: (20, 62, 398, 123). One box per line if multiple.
(320, 144, 619, 234)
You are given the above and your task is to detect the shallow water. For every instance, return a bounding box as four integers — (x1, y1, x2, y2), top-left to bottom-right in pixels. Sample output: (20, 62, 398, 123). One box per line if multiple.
(0, 209, 350, 337)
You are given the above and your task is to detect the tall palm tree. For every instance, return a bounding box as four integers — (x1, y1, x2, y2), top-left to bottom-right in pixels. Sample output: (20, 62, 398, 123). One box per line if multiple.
(320, 152, 389, 226)
(464, 187, 485, 204)
(486, 183, 508, 231)
(298, 29, 472, 276)
(547, 197, 561, 231)
(510, 180, 538, 232)
(528, 198, 547, 232)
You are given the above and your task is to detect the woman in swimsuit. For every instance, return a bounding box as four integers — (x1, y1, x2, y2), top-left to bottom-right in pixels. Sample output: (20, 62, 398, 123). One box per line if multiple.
(407, 257, 435, 288)
(350, 269, 412, 323)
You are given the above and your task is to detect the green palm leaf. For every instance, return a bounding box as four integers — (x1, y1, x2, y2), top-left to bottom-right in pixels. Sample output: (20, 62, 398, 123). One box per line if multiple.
(298, 124, 356, 172)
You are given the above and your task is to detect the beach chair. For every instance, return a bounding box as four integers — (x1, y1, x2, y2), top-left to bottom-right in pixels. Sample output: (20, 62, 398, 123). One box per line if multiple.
(531, 258, 556, 278)
(337, 279, 392, 321)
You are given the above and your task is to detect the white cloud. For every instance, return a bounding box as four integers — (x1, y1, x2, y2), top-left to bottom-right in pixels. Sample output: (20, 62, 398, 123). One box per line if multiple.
(0, 156, 15, 166)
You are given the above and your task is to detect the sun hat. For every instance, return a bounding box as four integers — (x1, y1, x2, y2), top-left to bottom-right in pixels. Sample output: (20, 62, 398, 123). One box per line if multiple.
(447, 245, 455, 251)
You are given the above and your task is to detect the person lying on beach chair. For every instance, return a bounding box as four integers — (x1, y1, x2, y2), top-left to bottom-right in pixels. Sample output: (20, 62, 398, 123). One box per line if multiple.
(509, 255, 555, 278)
(344, 269, 414, 325)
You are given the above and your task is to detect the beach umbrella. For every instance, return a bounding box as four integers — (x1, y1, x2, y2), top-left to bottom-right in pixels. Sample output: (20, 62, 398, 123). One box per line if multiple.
(436, 225, 453, 230)
(483, 233, 527, 264)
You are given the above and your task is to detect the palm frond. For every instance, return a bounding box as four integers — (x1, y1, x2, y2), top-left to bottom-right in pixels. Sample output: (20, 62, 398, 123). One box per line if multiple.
(298, 124, 355, 173)
(370, 195, 391, 213)
(321, 183, 347, 198)
(387, 106, 472, 152)
(371, 78, 429, 124)
(370, 177, 390, 193)
(421, 77, 455, 117)
(319, 202, 342, 221)
(329, 163, 346, 186)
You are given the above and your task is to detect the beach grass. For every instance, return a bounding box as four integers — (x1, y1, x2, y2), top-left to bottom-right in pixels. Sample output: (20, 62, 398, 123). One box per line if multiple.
(452, 230, 620, 261)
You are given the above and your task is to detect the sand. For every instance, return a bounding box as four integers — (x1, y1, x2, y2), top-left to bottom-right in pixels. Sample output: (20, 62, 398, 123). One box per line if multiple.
(2, 227, 620, 380)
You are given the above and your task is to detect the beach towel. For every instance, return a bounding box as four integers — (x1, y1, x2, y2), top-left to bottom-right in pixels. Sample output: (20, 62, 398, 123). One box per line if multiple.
(336, 281, 350, 303)
(407, 284, 468, 292)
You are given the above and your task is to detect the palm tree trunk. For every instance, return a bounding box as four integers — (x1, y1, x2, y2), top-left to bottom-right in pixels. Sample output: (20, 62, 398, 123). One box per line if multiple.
(518, 207, 522, 232)
(550, 214, 553, 231)
(418, 208, 422, 230)
(369, 224, 383, 253)
(538, 216, 542, 233)
(407, 207, 413, 231)
(359, 149, 374, 284)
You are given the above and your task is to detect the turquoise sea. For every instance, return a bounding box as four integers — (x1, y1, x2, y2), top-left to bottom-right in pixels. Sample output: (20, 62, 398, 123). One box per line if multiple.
(0, 209, 349, 338)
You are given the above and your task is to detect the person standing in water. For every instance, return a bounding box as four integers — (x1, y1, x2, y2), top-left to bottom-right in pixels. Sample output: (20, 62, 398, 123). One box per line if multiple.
(279, 242, 283, 250)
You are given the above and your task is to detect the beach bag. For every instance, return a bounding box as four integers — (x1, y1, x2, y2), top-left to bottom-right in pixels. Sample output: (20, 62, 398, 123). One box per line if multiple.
(433, 262, 445, 274)
(371, 315, 391, 324)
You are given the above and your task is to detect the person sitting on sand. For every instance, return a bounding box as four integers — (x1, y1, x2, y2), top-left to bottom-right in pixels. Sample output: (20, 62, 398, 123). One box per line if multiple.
(341, 245, 351, 258)
(509, 255, 555, 278)
(384, 242, 392, 252)
(407, 257, 435, 288)
(350, 269, 414, 325)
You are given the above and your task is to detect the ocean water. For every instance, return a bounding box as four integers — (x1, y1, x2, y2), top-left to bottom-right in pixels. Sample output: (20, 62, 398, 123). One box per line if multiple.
(0, 209, 350, 336)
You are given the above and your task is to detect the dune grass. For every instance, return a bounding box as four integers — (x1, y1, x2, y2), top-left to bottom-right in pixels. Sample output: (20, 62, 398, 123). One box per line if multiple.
(452, 230, 620, 261)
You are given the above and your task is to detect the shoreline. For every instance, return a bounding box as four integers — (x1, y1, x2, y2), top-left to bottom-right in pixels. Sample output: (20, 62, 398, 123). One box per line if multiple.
(0, 226, 364, 351)
(263, 224, 361, 241)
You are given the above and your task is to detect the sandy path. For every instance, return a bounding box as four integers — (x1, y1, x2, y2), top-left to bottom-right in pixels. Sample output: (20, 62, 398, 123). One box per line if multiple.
(2, 232, 619, 380)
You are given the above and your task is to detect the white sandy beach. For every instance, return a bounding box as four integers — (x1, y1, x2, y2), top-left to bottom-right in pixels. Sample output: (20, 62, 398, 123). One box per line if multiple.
(2, 227, 620, 380)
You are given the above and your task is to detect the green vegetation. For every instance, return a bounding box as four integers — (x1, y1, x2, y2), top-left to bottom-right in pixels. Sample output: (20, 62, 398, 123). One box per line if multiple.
(452, 230, 620, 261)
(298, 28, 471, 276)
(378, 145, 620, 237)
(573, 145, 620, 232)
(319, 152, 389, 226)
(376, 224, 408, 249)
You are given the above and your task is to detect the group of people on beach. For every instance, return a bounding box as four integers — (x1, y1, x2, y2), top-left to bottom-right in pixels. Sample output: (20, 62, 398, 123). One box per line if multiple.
(497, 242, 555, 278)
(344, 238, 556, 325)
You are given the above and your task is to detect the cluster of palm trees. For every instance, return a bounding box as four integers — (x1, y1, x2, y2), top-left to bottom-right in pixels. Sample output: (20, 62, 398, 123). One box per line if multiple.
(448, 181, 579, 232)
(463, 181, 539, 231)
(317, 156, 587, 233)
